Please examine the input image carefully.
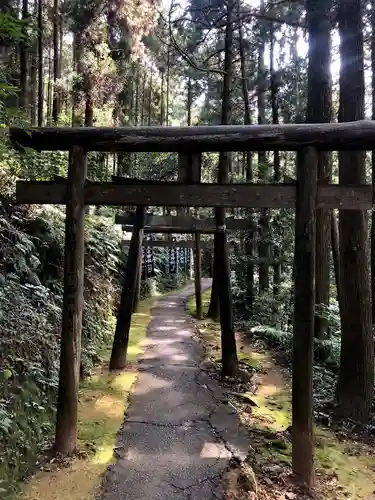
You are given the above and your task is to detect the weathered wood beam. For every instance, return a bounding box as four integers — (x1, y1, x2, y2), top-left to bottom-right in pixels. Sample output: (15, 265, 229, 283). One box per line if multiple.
(10, 120, 375, 152)
(194, 232, 202, 319)
(133, 248, 142, 313)
(54, 146, 86, 455)
(121, 225, 215, 234)
(110, 206, 146, 370)
(183, 152, 203, 320)
(115, 213, 254, 230)
(16, 180, 372, 210)
(122, 239, 210, 249)
(292, 146, 317, 485)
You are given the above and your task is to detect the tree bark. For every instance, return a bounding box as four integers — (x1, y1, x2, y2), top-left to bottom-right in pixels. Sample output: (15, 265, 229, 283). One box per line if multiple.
(216, 0, 238, 378)
(72, 32, 84, 126)
(37, 0, 43, 127)
(46, 45, 52, 124)
(52, 0, 61, 123)
(148, 72, 153, 126)
(292, 146, 317, 488)
(257, 2, 270, 293)
(270, 23, 281, 296)
(336, 0, 374, 422)
(187, 78, 192, 126)
(110, 206, 146, 371)
(84, 73, 94, 127)
(19, 0, 28, 107)
(54, 147, 87, 455)
(30, 24, 37, 126)
(306, 0, 332, 339)
(160, 67, 165, 126)
(238, 0, 254, 310)
(166, 51, 170, 126)
(371, 0, 375, 328)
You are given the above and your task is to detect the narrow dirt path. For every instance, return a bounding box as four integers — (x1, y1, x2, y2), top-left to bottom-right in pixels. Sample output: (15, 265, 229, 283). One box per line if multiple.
(100, 281, 251, 500)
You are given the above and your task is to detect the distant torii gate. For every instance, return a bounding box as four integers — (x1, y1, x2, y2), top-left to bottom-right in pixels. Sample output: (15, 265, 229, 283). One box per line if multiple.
(10, 121, 375, 487)
(116, 212, 255, 316)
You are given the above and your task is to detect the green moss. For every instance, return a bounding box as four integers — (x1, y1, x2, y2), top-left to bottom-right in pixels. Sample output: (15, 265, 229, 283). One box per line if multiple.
(313, 428, 375, 498)
(186, 289, 211, 317)
(238, 351, 267, 371)
(251, 390, 291, 432)
(23, 297, 155, 500)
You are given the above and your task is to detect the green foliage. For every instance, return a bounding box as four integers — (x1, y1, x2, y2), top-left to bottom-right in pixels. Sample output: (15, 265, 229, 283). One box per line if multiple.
(250, 324, 341, 373)
(0, 13, 27, 41)
(139, 245, 191, 297)
(0, 205, 124, 497)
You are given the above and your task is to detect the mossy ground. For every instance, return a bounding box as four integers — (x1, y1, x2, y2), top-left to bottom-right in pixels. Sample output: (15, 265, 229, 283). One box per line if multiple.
(23, 297, 155, 500)
(187, 290, 375, 499)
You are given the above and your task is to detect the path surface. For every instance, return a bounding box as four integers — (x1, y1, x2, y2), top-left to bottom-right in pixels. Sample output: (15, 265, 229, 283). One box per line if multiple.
(101, 281, 250, 500)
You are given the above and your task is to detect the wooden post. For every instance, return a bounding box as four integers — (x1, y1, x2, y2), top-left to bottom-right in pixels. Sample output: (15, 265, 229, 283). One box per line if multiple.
(54, 146, 87, 455)
(331, 210, 342, 315)
(178, 151, 202, 297)
(372, 148, 375, 326)
(194, 232, 202, 319)
(132, 247, 142, 313)
(292, 146, 317, 487)
(110, 205, 146, 370)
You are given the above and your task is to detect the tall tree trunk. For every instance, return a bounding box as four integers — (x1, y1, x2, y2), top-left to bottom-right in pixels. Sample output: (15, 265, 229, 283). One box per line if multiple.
(270, 23, 281, 296)
(187, 78, 192, 126)
(84, 73, 94, 127)
(148, 72, 153, 126)
(134, 63, 140, 127)
(257, 3, 270, 293)
(19, 0, 28, 107)
(37, 0, 43, 126)
(331, 210, 342, 315)
(160, 68, 164, 126)
(52, 0, 61, 123)
(166, 51, 170, 126)
(371, 0, 375, 328)
(216, 0, 238, 377)
(336, 0, 373, 422)
(30, 35, 37, 125)
(238, 2, 254, 311)
(47, 44, 53, 124)
(306, 0, 332, 339)
(72, 32, 84, 126)
(140, 70, 146, 125)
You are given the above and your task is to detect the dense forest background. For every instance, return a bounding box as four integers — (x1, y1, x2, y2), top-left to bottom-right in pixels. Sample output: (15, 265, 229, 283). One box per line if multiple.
(1, 0, 375, 496)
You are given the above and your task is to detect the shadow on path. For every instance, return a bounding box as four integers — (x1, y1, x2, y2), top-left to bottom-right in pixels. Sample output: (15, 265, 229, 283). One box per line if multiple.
(101, 281, 251, 500)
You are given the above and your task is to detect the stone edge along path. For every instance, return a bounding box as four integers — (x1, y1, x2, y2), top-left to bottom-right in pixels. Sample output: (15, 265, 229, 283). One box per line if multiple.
(100, 280, 251, 500)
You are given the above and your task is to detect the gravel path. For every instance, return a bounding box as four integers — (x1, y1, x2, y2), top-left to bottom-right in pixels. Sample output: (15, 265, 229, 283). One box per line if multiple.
(101, 281, 250, 500)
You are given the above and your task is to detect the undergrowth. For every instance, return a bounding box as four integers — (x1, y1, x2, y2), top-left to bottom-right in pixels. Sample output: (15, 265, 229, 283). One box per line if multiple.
(23, 296, 156, 500)
(187, 289, 375, 499)
(0, 202, 189, 499)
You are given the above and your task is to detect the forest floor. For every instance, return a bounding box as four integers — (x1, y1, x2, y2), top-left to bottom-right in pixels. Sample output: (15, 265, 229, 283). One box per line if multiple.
(19, 284, 375, 500)
(21, 281, 255, 500)
(187, 290, 375, 500)
(22, 296, 157, 500)
(99, 280, 253, 500)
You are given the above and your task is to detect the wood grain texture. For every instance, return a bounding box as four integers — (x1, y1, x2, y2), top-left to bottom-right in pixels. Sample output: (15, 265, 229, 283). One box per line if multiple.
(16, 181, 372, 209)
(10, 120, 375, 152)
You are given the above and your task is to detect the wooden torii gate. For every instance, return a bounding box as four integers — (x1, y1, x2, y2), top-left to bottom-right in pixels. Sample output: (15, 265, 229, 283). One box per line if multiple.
(10, 121, 375, 487)
(116, 212, 255, 317)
